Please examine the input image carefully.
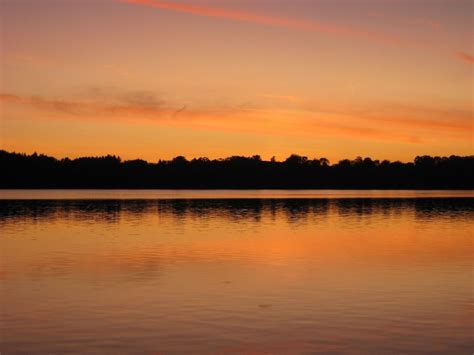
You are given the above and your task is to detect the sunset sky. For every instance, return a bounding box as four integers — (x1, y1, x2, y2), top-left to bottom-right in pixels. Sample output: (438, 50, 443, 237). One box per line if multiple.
(1, 0, 472, 162)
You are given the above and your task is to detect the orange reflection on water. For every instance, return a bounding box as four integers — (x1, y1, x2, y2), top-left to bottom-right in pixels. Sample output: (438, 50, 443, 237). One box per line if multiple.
(0, 197, 472, 353)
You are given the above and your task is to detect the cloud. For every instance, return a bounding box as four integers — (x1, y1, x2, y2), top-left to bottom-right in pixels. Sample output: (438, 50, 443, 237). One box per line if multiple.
(0, 92, 187, 119)
(303, 102, 473, 133)
(122, 0, 405, 46)
(254, 94, 473, 135)
(122, 1, 474, 66)
(457, 52, 474, 65)
(2, 91, 471, 145)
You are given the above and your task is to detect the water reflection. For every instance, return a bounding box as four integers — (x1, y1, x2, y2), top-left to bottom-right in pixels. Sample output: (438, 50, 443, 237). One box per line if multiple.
(0, 196, 473, 354)
(1, 198, 473, 224)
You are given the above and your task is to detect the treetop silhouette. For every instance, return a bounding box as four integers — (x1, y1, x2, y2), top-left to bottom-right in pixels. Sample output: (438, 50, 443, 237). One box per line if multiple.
(0, 150, 472, 189)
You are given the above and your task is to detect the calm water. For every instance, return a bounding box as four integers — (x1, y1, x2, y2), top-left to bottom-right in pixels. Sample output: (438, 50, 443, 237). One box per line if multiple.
(0, 191, 473, 354)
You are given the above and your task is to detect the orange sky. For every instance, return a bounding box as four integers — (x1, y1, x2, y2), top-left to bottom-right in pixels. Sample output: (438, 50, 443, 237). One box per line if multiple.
(0, 0, 472, 162)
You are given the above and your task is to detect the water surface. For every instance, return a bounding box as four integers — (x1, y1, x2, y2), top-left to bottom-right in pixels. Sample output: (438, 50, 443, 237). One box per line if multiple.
(0, 190, 472, 354)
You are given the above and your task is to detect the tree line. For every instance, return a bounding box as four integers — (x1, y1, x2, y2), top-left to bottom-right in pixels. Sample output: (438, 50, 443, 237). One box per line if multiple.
(0, 150, 472, 189)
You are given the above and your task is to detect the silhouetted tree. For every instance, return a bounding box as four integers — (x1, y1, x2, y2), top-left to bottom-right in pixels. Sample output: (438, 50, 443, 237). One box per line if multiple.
(0, 150, 472, 189)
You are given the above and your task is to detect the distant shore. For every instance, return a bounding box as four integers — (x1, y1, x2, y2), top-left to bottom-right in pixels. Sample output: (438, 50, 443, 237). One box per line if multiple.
(1, 150, 472, 189)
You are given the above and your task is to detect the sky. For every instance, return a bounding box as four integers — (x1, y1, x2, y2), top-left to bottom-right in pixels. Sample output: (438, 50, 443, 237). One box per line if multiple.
(0, 0, 472, 162)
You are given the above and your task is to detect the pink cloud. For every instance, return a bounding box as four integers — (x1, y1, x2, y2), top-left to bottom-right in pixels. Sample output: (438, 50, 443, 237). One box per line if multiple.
(123, 1, 474, 67)
(0, 93, 180, 118)
(3, 91, 471, 145)
(122, 0, 405, 46)
(457, 52, 474, 65)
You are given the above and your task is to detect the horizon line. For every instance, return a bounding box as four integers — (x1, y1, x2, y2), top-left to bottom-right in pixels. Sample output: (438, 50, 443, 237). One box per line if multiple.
(2, 149, 472, 166)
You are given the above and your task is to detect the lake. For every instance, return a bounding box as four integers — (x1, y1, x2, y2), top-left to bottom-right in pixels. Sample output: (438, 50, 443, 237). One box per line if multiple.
(0, 190, 472, 354)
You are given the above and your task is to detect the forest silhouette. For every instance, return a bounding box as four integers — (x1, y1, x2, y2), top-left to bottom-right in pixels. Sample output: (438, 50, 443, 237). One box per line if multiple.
(0, 150, 472, 189)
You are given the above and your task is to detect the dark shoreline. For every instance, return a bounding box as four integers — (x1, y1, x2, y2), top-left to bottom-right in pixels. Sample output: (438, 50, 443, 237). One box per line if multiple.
(1, 150, 473, 189)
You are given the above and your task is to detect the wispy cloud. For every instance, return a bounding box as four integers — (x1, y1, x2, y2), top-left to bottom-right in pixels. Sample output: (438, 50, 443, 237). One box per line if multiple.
(122, 1, 474, 66)
(2, 91, 471, 144)
(254, 93, 472, 134)
(457, 52, 474, 64)
(122, 0, 405, 46)
(302, 102, 473, 133)
(0, 93, 182, 119)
